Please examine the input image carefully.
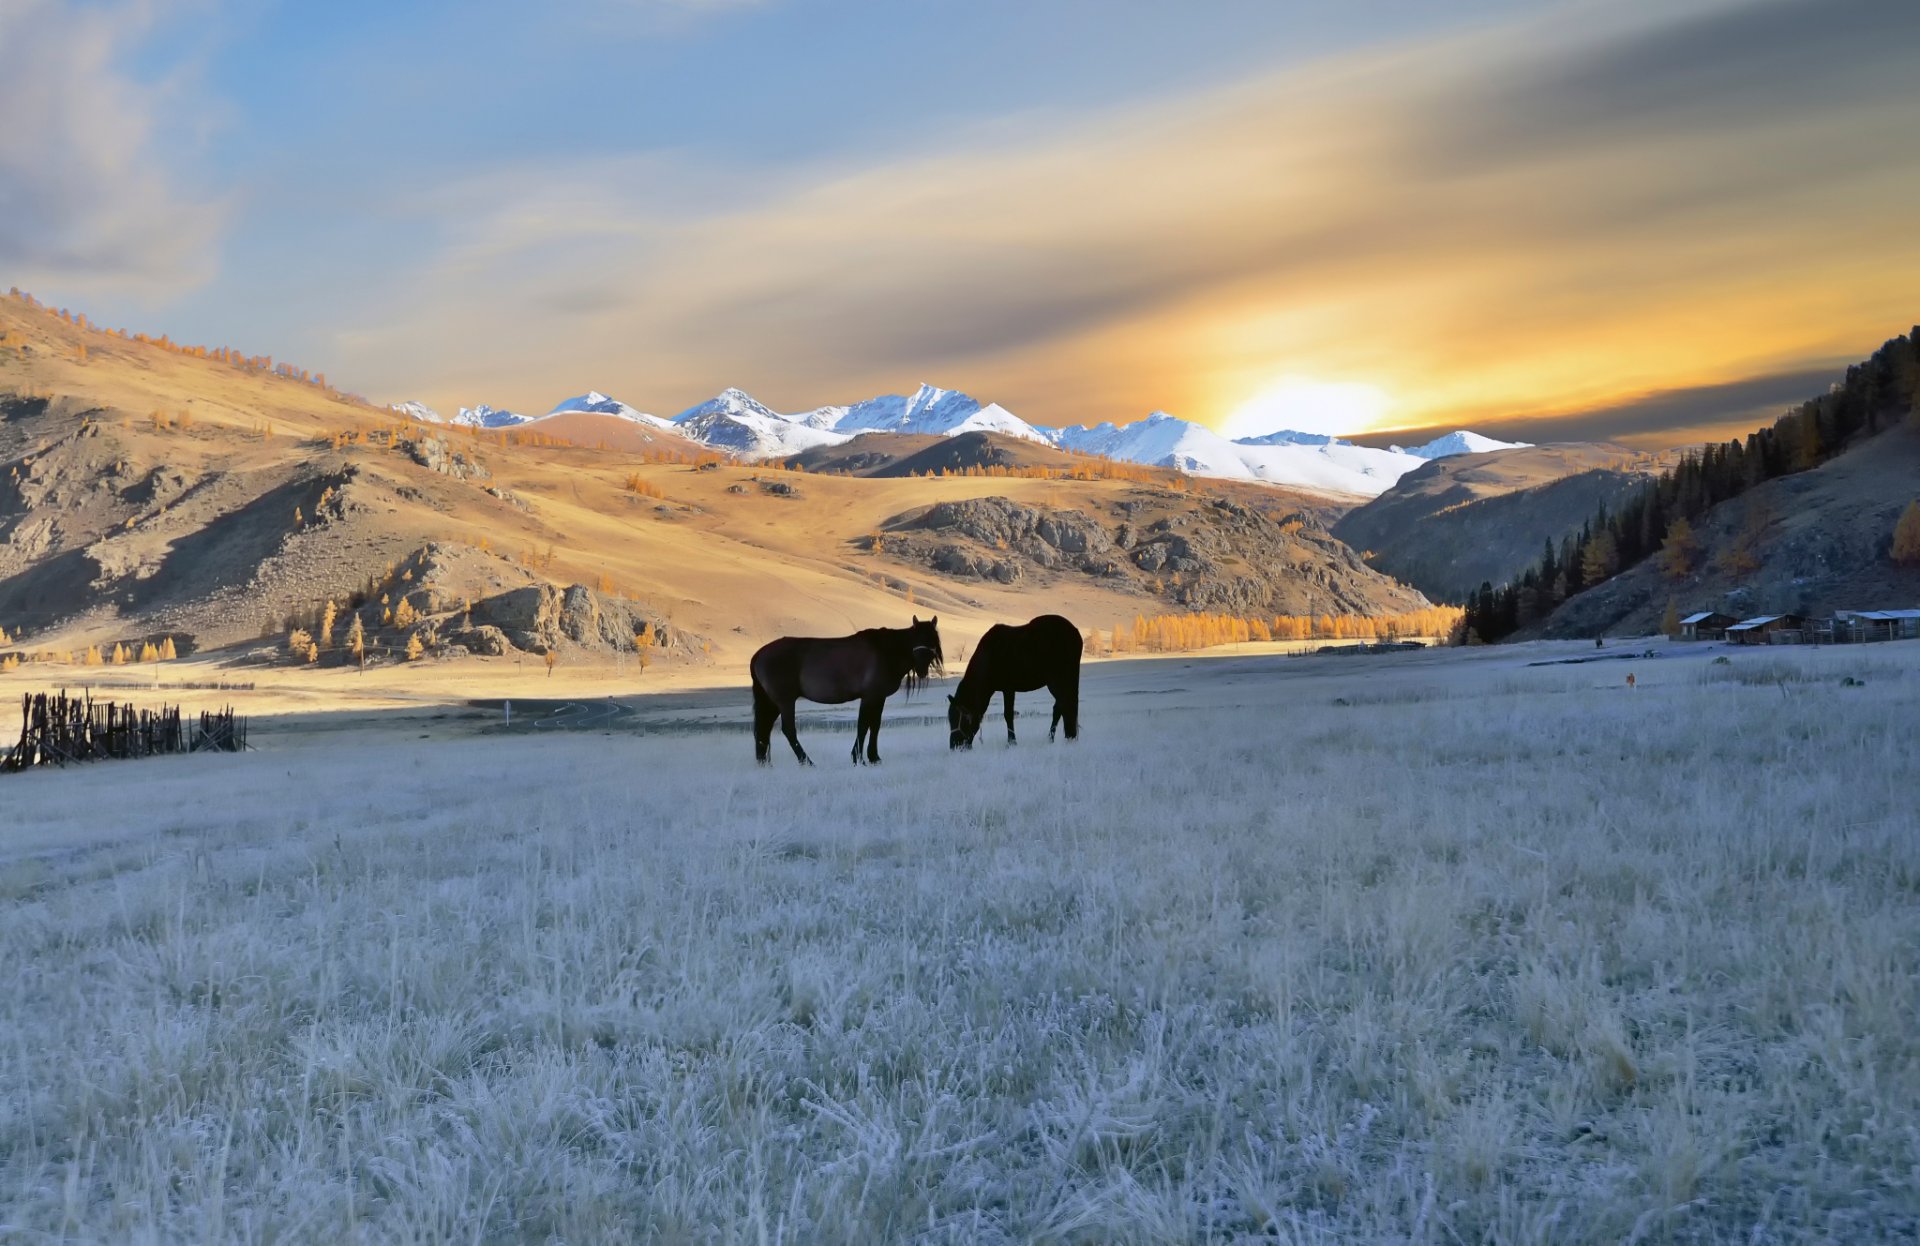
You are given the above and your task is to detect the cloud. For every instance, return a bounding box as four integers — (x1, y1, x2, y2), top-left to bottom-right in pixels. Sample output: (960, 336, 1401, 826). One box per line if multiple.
(0, 0, 224, 297)
(338, 0, 1920, 440)
(1353, 363, 1853, 449)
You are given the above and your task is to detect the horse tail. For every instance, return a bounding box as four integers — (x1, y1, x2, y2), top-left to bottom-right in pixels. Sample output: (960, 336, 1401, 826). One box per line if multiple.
(751, 669, 779, 761)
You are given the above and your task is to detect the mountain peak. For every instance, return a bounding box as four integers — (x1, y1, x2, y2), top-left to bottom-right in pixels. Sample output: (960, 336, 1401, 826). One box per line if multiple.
(1394, 430, 1531, 459)
(452, 403, 531, 429)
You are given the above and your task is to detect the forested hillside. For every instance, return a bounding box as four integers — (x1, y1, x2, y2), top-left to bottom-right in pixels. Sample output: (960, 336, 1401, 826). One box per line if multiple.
(1461, 329, 1920, 642)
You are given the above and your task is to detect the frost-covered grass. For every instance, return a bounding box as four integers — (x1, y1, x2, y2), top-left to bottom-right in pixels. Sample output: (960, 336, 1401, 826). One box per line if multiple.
(3, 646, 1918, 1242)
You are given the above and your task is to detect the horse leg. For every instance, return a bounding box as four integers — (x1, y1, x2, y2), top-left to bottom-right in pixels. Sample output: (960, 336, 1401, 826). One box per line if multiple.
(1003, 688, 1017, 745)
(752, 678, 778, 764)
(863, 696, 885, 764)
(780, 700, 810, 765)
(851, 701, 870, 765)
(1049, 693, 1063, 742)
(1054, 671, 1080, 741)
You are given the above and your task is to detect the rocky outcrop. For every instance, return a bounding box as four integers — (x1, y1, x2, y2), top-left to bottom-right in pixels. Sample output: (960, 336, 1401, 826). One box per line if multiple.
(399, 432, 490, 481)
(906, 498, 1124, 575)
(469, 582, 687, 654)
(884, 491, 1430, 617)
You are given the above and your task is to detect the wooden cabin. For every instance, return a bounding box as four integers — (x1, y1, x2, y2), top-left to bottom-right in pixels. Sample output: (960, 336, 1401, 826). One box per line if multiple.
(1677, 610, 1736, 641)
(1833, 609, 1920, 643)
(1725, 614, 1807, 645)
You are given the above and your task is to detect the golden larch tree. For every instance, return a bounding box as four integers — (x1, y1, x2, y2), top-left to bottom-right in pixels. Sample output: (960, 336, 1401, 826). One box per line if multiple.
(1659, 518, 1700, 579)
(1893, 501, 1920, 565)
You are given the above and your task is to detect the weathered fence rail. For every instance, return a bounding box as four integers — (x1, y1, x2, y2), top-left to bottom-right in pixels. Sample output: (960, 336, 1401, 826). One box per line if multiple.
(1, 691, 247, 774)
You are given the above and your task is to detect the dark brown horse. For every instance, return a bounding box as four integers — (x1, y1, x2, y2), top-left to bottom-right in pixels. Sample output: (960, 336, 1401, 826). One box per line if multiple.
(948, 613, 1081, 748)
(751, 616, 943, 765)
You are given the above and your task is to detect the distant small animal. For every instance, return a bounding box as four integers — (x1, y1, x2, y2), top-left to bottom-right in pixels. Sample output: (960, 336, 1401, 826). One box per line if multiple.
(1626, 672, 1636, 689)
(948, 613, 1082, 749)
(750, 615, 942, 765)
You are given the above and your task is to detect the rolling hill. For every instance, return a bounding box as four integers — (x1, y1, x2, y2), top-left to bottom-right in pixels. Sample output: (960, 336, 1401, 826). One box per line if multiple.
(1332, 444, 1665, 601)
(0, 293, 1440, 674)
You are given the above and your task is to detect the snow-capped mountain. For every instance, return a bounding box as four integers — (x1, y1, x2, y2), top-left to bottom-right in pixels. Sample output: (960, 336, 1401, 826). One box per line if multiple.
(398, 379, 1524, 496)
(1233, 429, 1341, 447)
(1393, 430, 1530, 459)
(391, 400, 444, 424)
(837, 383, 1054, 443)
(671, 388, 851, 457)
(452, 404, 532, 429)
(546, 391, 677, 430)
(1056, 413, 1460, 496)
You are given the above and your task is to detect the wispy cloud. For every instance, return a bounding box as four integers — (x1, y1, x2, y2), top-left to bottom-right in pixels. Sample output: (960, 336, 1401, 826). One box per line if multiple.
(304, 0, 1920, 437)
(0, 0, 226, 299)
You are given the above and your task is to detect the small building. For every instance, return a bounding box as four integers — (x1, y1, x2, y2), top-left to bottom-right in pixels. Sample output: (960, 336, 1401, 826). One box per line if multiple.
(1677, 610, 1736, 641)
(1834, 609, 1920, 643)
(1725, 614, 1807, 645)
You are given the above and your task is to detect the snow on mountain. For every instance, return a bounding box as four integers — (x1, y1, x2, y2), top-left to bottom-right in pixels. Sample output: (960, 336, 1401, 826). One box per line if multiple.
(1233, 439, 1433, 496)
(1395, 430, 1530, 459)
(773, 404, 849, 431)
(546, 391, 677, 430)
(422, 379, 1520, 493)
(392, 400, 444, 424)
(837, 383, 1054, 443)
(1059, 412, 1443, 496)
(452, 404, 532, 429)
(1057, 412, 1257, 480)
(1232, 429, 1341, 447)
(671, 388, 851, 458)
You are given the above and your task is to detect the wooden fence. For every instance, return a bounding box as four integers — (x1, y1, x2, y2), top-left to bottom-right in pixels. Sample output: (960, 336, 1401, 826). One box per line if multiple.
(1, 691, 247, 774)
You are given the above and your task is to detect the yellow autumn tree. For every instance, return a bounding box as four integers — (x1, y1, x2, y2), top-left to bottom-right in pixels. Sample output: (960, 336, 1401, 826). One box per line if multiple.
(287, 627, 312, 657)
(320, 600, 338, 648)
(159, 637, 177, 660)
(1661, 598, 1681, 638)
(1893, 501, 1920, 565)
(110, 642, 127, 665)
(83, 645, 103, 666)
(405, 633, 424, 661)
(347, 614, 366, 668)
(634, 623, 655, 674)
(1659, 518, 1700, 579)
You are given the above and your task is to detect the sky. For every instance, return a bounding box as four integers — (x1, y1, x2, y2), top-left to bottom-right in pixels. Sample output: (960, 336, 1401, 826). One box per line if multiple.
(4, 0, 1918, 445)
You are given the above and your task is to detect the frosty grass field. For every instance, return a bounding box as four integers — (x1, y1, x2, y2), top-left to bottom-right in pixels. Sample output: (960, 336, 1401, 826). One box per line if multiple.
(3, 642, 1917, 1243)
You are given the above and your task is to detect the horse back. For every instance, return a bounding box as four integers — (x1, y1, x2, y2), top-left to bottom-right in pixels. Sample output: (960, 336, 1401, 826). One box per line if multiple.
(753, 634, 887, 705)
(969, 614, 1081, 692)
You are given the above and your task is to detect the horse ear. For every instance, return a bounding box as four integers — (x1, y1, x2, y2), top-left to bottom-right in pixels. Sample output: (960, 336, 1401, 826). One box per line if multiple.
(946, 694, 954, 704)
(931, 615, 938, 626)
(911, 614, 920, 625)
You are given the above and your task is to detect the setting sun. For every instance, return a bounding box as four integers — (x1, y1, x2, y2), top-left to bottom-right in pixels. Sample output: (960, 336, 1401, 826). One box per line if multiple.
(1220, 377, 1394, 441)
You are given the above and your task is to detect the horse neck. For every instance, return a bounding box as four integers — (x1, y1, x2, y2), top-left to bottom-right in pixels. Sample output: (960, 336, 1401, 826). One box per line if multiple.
(870, 627, 918, 678)
(954, 657, 992, 712)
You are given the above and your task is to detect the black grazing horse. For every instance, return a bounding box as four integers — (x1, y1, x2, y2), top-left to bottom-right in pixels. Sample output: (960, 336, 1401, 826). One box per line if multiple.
(948, 613, 1081, 749)
(751, 616, 943, 765)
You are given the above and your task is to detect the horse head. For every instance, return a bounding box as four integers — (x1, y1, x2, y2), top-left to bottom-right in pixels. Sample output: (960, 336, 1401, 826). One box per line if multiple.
(947, 692, 980, 749)
(905, 615, 944, 691)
